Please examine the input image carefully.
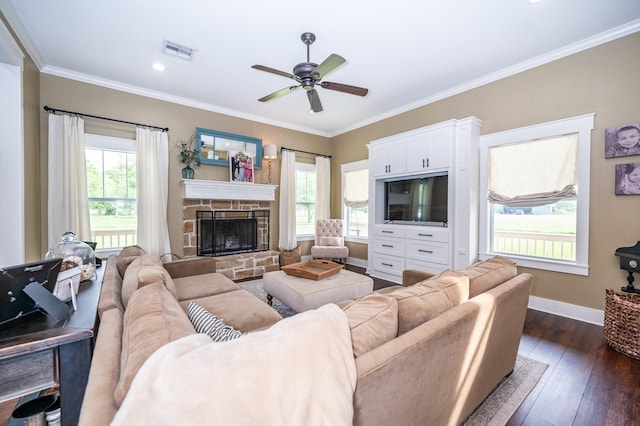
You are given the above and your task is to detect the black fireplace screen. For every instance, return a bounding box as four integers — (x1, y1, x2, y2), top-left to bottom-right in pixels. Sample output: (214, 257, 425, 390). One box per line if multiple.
(197, 210, 269, 256)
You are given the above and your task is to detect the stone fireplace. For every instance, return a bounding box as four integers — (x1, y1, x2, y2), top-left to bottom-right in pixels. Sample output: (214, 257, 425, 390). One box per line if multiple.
(181, 180, 279, 280)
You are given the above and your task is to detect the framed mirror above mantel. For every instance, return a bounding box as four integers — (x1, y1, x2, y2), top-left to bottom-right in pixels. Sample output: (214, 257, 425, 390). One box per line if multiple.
(195, 127, 263, 169)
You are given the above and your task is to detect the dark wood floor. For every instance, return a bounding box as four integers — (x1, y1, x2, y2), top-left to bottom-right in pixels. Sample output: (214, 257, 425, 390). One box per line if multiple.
(355, 265, 640, 426)
(3, 267, 639, 425)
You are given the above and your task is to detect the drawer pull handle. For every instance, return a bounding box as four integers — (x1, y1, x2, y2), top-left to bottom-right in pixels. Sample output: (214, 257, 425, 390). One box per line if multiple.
(382, 244, 394, 248)
(418, 249, 433, 254)
(418, 233, 433, 237)
(382, 230, 394, 234)
(382, 262, 394, 267)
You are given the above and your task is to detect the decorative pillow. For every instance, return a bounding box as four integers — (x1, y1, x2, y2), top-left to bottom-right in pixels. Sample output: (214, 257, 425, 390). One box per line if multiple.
(116, 245, 146, 277)
(319, 236, 343, 246)
(114, 282, 195, 406)
(340, 293, 398, 357)
(187, 302, 245, 342)
(458, 256, 517, 298)
(121, 254, 178, 308)
(377, 270, 469, 335)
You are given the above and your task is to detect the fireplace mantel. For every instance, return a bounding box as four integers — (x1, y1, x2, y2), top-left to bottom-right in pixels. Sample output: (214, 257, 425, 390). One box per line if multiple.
(181, 179, 277, 201)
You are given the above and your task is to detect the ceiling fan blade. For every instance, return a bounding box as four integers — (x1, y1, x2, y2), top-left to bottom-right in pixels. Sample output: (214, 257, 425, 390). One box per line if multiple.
(252, 65, 301, 82)
(320, 81, 369, 97)
(258, 85, 300, 102)
(313, 54, 345, 80)
(307, 89, 323, 113)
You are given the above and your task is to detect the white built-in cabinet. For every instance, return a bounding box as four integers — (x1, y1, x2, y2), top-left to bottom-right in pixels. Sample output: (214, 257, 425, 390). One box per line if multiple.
(367, 117, 483, 284)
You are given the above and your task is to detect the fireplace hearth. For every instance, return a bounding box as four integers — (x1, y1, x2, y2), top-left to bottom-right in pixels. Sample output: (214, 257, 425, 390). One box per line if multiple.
(197, 210, 269, 257)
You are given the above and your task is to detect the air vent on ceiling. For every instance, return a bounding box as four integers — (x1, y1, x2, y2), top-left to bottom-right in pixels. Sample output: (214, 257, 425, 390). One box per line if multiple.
(163, 40, 194, 60)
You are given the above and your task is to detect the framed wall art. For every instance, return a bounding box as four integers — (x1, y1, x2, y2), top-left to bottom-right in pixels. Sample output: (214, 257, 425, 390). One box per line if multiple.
(229, 151, 254, 183)
(195, 127, 262, 168)
(615, 162, 640, 195)
(605, 123, 640, 158)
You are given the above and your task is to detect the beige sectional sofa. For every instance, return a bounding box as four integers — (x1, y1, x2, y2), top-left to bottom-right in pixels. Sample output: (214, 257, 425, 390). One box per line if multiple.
(79, 246, 532, 425)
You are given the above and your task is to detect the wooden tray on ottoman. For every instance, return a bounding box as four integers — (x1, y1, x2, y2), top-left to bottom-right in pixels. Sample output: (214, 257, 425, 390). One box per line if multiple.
(281, 260, 343, 280)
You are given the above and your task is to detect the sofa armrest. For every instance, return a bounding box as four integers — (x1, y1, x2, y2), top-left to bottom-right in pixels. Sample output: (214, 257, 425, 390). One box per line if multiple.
(402, 269, 436, 287)
(163, 257, 216, 278)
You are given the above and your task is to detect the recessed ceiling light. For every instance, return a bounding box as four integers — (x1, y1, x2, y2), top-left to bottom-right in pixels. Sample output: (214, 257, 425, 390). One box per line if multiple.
(152, 63, 165, 71)
(528, 0, 542, 3)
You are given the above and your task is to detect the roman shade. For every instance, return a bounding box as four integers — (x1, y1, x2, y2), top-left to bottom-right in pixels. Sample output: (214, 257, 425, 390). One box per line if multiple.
(344, 169, 369, 208)
(487, 133, 578, 207)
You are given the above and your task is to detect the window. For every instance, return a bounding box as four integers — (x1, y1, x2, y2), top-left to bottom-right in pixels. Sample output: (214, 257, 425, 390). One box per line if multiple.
(85, 134, 137, 250)
(342, 160, 369, 240)
(479, 114, 594, 275)
(295, 162, 316, 237)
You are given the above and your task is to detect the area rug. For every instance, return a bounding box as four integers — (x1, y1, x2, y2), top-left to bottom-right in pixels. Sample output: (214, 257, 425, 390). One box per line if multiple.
(462, 355, 547, 425)
(240, 279, 546, 426)
(238, 279, 297, 317)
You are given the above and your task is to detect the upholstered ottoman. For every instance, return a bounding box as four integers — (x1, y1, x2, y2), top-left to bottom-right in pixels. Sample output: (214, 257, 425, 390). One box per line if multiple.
(263, 270, 374, 313)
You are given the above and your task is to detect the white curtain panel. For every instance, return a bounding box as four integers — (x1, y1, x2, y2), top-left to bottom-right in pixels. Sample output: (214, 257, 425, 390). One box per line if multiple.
(135, 127, 171, 256)
(47, 113, 91, 248)
(488, 134, 579, 207)
(278, 149, 297, 250)
(315, 156, 331, 221)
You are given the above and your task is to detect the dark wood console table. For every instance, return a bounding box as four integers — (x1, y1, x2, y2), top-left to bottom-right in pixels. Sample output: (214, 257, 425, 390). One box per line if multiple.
(0, 264, 104, 425)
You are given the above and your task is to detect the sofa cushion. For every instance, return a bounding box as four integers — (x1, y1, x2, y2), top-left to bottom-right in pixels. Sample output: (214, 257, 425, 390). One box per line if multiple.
(341, 293, 398, 357)
(377, 270, 469, 335)
(319, 236, 343, 246)
(116, 245, 146, 277)
(183, 289, 282, 333)
(121, 254, 178, 308)
(187, 302, 245, 342)
(114, 282, 195, 406)
(173, 272, 240, 301)
(459, 256, 517, 298)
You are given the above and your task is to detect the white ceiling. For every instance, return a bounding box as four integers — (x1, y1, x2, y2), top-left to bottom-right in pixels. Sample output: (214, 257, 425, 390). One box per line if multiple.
(3, 0, 640, 137)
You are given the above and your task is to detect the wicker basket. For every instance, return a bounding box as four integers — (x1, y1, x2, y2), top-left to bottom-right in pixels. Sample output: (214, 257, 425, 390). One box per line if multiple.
(604, 289, 640, 360)
(278, 244, 301, 267)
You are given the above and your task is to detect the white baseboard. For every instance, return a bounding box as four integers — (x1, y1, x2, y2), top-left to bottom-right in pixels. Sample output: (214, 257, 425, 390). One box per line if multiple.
(528, 295, 604, 326)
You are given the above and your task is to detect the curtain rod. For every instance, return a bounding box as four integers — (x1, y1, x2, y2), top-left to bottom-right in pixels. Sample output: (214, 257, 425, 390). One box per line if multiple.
(44, 106, 169, 132)
(281, 147, 331, 158)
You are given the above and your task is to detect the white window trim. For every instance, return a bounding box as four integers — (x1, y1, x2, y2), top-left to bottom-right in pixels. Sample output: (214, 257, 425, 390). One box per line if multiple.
(479, 113, 594, 276)
(295, 162, 316, 239)
(341, 159, 369, 243)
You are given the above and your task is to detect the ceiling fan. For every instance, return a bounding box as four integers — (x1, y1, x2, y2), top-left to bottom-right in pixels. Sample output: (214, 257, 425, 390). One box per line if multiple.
(252, 32, 368, 113)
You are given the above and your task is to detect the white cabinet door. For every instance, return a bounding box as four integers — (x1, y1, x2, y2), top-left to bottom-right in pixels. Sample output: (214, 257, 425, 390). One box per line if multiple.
(405, 128, 453, 174)
(371, 141, 406, 177)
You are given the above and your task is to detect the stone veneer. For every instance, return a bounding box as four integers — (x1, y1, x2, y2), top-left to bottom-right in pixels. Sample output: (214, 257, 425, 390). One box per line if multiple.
(182, 198, 279, 280)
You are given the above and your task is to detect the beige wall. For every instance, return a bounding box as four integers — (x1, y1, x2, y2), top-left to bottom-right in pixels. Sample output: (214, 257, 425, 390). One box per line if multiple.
(331, 32, 640, 311)
(38, 75, 331, 257)
(16, 25, 640, 312)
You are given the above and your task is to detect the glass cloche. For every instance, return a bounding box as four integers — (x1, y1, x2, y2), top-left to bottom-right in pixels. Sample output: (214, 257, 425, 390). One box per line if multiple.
(45, 231, 97, 282)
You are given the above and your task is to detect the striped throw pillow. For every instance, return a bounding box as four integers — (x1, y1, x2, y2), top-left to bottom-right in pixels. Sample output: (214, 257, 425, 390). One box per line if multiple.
(187, 302, 245, 342)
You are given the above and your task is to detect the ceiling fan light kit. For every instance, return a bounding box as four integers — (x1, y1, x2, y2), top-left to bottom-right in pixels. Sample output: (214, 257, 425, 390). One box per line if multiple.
(252, 32, 368, 113)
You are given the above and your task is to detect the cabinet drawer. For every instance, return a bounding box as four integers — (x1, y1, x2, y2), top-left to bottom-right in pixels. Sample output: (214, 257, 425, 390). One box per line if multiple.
(0, 350, 56, 400)
(373, 226, 406, 239)
(405, 227, 449, 243)
(371, 253, 405, 275)
(371, 237, 405, 256)
(406, 240, 449, 264)
(405, 259, 448, 275)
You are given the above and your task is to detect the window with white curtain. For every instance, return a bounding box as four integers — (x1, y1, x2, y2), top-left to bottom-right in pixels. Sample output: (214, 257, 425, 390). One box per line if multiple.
(85, 134, 137, 250)
(341, 160, 369, 240)
(295, 162, 316, 237)
(479, 113, 593, 275)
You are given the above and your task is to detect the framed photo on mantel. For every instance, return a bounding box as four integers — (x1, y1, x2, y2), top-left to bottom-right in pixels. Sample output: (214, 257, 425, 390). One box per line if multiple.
(229, 151, 254, 183)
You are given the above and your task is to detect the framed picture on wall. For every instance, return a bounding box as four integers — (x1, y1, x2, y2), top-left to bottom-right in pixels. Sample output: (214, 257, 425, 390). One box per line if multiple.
(229, 151, 254, 183)
(615, 162, 640, 195)
(605, 123, 640, 158)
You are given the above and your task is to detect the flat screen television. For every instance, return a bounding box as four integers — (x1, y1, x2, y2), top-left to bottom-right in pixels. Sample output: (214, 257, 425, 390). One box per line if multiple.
(384, 174, 448, 226)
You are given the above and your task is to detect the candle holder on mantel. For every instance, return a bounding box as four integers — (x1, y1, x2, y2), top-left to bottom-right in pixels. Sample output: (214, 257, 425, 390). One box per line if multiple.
(615, 241, 640, 293)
